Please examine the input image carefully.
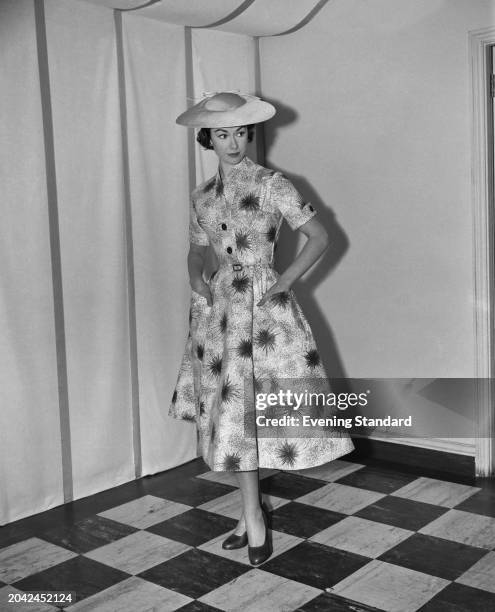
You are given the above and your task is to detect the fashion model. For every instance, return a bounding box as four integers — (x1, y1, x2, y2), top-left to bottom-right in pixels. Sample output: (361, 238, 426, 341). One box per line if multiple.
(169, 92, 354, 566)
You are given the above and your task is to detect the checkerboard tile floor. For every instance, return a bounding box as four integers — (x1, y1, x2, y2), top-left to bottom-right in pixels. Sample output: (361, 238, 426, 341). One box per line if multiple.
(1, 457, 494, 611)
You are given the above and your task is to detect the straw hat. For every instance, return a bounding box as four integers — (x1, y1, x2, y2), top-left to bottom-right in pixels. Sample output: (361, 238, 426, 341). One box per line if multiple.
(176, 92, 276, 128)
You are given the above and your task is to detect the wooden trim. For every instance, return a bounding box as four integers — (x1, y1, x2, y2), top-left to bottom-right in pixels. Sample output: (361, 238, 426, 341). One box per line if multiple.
(469, 27, 495, 477)
(360, 435, 475, 457)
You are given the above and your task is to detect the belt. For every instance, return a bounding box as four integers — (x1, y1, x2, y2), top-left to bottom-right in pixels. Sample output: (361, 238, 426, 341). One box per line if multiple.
(217, 262, 273, 272)
(212, 262, 274, 295)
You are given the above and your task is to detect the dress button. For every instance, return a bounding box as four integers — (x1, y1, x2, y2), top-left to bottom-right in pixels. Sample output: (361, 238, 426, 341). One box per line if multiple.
(226, 246, 232, 254)
(221, 223, 227, 230)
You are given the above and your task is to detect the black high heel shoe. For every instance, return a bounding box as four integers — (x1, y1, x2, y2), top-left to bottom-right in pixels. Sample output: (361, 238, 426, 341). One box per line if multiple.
(248, 506, 272, 566)
(222, 530, 248, 550)
(222, 500, 270, 550)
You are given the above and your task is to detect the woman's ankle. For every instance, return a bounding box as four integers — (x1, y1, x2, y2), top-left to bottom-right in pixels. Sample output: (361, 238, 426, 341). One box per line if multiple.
(244, 506, 264, 522)
(234, 512, 246, 533)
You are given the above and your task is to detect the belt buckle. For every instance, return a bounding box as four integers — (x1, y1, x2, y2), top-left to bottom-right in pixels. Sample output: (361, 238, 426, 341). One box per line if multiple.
(232, 263, 243, 271)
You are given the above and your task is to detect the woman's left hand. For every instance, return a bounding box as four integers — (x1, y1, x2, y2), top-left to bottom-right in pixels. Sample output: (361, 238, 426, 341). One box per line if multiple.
(257, 279, 292, 307)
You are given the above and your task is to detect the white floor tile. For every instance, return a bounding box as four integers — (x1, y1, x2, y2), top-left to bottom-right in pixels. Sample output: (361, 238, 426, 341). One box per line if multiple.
(199, 490, 289, 518)
(0, 538, 77, 583)
(391, 477, 481, 508)
(311, 516, 413, 558)
(197, 468, 278, 487)
(296, 482, 385, 515)
(98, 495, 191, 529)
(419, 509, 495, 549)
(198, 528, 302, 566)
(456, 551, 495, 593)
(84, 530, 190, 574)
(65, 576, 191, 611)
(200, 568, 320, 611)
(331, 559, 448, 612)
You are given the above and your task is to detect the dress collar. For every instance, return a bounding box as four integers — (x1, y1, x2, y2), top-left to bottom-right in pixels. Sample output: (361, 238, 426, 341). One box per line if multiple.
(216, 155, 254, 188)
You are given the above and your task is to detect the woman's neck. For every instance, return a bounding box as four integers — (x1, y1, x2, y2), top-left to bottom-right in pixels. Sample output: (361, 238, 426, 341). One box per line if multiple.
(219, 162, 233, 181)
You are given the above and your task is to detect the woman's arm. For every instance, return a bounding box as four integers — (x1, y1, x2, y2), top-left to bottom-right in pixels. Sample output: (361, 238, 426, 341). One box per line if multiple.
(188, 243, 213, 305)
(257, 216, 329, 306)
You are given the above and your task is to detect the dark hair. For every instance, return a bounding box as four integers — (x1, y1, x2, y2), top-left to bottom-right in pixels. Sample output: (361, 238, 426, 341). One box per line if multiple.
(196, 125, 255, 150)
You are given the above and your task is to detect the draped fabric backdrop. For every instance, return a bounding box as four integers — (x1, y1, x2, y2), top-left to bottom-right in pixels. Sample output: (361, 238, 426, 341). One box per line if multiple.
(0, 0, 263, 525)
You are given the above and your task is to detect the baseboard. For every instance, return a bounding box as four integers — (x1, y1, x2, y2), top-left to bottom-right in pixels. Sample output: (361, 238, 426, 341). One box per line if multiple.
(360, 435, 475, 456)
(347, 436, 476, 484)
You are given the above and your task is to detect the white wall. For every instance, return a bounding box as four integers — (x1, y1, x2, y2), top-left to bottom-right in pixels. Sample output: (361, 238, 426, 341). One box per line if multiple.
(260, 0, 495, 379)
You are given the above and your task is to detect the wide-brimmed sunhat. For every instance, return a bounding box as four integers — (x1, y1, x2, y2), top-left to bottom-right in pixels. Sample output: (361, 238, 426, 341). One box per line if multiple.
(176, 92, 276, 128)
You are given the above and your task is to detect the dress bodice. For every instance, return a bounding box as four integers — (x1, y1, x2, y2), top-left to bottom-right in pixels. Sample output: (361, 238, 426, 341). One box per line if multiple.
(189, 156, 317, 267)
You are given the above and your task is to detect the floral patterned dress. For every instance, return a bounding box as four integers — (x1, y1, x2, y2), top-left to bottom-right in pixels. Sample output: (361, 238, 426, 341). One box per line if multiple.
(168, 155, 354, 471)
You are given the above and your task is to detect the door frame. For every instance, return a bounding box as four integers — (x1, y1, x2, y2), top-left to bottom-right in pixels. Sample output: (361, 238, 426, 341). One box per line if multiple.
(469, 27, 495, 477)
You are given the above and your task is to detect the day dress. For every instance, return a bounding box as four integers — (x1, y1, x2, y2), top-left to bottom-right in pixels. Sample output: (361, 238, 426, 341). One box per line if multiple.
(168, 155, 354, 471)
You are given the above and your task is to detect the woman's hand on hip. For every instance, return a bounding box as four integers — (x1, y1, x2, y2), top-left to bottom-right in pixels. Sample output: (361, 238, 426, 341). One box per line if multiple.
(191, 278, 213, 306)
(257, 279, 291, 307)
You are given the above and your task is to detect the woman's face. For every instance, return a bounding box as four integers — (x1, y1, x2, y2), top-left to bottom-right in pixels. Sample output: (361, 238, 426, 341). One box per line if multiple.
(209, 125, 248, 167)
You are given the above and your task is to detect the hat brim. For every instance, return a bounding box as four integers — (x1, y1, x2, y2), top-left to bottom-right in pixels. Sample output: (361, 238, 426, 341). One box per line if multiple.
(176, 98, 276, 128)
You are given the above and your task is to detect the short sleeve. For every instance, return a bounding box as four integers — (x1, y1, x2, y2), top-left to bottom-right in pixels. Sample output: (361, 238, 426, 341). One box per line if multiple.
(269, 172, 317, 230)
(189, 196, 209, 246)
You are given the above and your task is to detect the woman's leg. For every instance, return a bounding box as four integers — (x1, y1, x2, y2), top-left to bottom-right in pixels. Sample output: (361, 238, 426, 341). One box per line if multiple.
(235, 469, 266, 547)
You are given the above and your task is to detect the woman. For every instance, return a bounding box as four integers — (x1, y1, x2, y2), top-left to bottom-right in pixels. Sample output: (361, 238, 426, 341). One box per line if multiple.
(169, 92, 354, 566)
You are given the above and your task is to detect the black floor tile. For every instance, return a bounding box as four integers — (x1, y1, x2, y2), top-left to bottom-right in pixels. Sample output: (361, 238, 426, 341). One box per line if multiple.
(260, 473, 327, 499)
(147, 477, 236, 506)
(161, 458, 211, 480)
(12, 556, 130, 605)
(0, 525, 36, 551)
(40, 515, 139, 554)
(474, 476, 495, 491)
(261, 540, 369, 590)
(335, 466, 418, 494)
(355, 495, 449, 531)
(296, 592, 385, 611)
(137, 548, 249, 599)
(378, 533, 489, 581)
(455, 487, 495, 518)
(269, 501, 345, 538)
(146, 508, 237, 547)
(141, 459, 211, 494)
(176, 601, 223, 612)
(418, 582, 495, 612)
(59, 479, 149, 522)
(0, 505, 95, 552)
